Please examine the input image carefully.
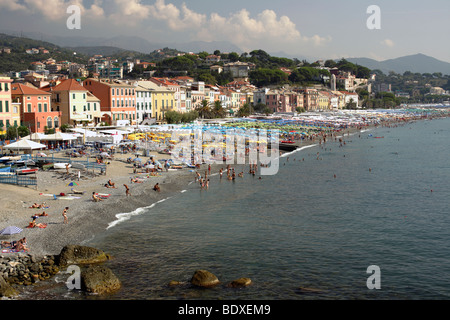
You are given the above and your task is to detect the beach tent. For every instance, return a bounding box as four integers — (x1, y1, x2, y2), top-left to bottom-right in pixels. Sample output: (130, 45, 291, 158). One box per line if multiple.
(3, 139, 47, 151)
(21, 132, 45, 141)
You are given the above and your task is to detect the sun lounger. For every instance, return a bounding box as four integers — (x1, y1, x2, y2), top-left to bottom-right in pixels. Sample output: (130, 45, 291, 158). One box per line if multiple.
(71, 188, 85, 195)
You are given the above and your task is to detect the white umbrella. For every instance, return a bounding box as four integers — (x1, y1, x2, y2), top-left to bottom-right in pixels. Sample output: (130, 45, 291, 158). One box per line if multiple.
(3, 139, 47, 150)
(0, 226, 23, 242)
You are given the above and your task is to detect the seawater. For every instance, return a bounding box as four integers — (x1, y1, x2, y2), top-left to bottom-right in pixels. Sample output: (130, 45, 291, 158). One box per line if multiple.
(21, 117, 450, 300)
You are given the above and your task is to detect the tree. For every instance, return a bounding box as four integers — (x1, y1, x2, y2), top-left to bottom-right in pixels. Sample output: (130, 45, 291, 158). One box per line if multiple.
(237, 103, 252, 117)
(212, 100, 225, 118)
(196, 99, 212, 119)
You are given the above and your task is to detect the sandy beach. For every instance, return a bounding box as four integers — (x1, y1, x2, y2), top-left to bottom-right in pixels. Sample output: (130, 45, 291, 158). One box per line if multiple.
(0, 151, 200, 258)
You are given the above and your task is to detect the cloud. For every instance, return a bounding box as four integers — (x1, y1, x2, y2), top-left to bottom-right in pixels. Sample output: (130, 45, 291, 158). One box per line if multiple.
(0, 0, 331, 53)
(381, 39, 395, 47)
(0, 0, 27, 11)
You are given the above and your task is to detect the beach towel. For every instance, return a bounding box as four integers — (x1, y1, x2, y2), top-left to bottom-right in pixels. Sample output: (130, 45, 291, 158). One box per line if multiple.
(2, 248, 26, 253)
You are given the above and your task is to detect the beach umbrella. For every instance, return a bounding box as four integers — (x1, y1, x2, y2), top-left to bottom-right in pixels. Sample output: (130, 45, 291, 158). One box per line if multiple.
(0, 226, 23, 242)
(134, 158, 142, 162)
(0, 226, 22, 236)
(67, 182, 79, 187)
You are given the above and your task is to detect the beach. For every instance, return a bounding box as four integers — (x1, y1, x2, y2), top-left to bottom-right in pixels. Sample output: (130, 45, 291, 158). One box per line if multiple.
(0, 151, 199, 258)
(0, 110, 446, 259)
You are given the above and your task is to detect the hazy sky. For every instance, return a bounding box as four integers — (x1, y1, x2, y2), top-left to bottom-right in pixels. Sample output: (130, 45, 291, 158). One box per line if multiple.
(0, 0, 449, 62)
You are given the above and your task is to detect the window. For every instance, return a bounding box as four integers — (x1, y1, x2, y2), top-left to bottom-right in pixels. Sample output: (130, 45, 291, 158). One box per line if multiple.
(54, 117, 59, 128)
(38, 103, 42, 112)
(93, 103, 97, 111)
(73, 105, 76, 112)
(87, 103, 90, 111)
(4, 83, 8, 91)
(73, 93, 76, 99)
(27, 103, 31, 113)
(43, 103, 47, 112)
(112, 100, 115, 108)
(83, 93, 86, 99)
(112, 88, 115, 96)
(0, 120, 3, 128)
(47, 117, 52, 128)
(0, 101, 2, 112)
(6, 120, 10, 128)
(38, 96, 41, 100)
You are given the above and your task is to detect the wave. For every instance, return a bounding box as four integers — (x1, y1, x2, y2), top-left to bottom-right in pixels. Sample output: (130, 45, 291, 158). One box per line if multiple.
(106, 196, 172, 230)
(280, 144, 319, 158)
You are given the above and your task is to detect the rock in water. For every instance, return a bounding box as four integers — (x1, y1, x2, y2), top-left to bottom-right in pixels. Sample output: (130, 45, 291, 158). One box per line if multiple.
(57, 245, 111, 266)
(190, 270, 220, 288)
(228, 278, 252, 288)
(81, 265, 121, 295)
(0, 276, 18, 297)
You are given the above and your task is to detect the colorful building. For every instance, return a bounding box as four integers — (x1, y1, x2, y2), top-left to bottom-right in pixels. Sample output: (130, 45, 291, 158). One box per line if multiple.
(11, 83, 61, 133)
(43, 79, 101, 127)
(82, 79, 137, 126)
(0, 76, 21, 132)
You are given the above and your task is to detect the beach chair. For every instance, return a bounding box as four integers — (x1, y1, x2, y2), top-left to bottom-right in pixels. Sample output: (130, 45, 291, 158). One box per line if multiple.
(53, 194, 58, 200)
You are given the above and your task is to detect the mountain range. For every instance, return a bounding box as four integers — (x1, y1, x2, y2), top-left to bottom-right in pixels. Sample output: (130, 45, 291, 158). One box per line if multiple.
(346, 54, 450, 75)
(1, 29, 450, 76)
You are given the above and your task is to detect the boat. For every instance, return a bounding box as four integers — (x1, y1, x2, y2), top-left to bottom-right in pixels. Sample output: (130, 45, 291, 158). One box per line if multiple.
(54, 163, 72, 169)
(0, 166, 11, 173)
(15, 168, 39, 175)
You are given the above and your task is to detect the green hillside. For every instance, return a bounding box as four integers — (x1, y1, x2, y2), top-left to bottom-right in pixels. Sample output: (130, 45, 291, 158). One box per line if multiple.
(0, 33, 88, 73)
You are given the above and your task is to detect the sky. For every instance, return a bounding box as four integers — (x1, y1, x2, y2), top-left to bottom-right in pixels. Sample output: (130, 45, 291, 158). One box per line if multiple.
(0, 0, 449, 62)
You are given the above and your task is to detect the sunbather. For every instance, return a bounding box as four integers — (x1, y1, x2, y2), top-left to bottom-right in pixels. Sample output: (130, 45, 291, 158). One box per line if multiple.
(92, 192, 103, 202)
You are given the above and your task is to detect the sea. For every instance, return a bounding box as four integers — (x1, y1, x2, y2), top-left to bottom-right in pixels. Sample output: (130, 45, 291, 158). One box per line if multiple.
(18, 116, 450, 301)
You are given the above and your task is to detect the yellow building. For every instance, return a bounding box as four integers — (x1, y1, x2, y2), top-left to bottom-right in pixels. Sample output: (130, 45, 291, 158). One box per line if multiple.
(318, 91, 330, 111)
(0, 76, 20, 132)
(132, 81, 175, 122)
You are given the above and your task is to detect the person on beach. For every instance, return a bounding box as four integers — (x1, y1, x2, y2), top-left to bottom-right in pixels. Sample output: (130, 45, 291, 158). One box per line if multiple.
(107, 179, 117, 188)
(92, 192, 103, 202)
(124, 184, 131, 196)
(65, 163, 70, 174)
(62, 207, 69, 224)
(219, 168, 223, 179)
(153, 183, 160, 192)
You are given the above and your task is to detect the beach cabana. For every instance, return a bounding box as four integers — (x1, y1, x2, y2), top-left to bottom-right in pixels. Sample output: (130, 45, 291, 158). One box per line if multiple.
(3, 139, 47, 153)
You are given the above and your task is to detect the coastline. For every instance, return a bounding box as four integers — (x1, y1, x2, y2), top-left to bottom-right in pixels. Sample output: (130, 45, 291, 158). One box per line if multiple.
(0, 113, 443, 260)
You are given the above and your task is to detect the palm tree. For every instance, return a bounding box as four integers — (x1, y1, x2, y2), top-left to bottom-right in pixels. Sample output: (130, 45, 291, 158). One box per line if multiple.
(212, 100, 225, 118)
(196, 99, 211, 119)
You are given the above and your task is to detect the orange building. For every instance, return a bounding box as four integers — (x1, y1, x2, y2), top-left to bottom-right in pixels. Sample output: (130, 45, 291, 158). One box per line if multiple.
(82, 79, 137, 125)
(11, 83, 62, 133)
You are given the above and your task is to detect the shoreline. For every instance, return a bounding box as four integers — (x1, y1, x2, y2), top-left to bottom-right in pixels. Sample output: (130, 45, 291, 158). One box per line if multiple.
(0, 113, 446, 261)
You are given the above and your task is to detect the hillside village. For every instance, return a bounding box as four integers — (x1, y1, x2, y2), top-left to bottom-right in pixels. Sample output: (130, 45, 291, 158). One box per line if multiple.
(1, 35, 450, 137)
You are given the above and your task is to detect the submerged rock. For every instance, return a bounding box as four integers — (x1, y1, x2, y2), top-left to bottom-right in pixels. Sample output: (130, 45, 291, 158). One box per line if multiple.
(57, 245, 111, 266)
(190, 270, 220, 288)
(81, 265, 121, 295)
(228, 277, 252, 288)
